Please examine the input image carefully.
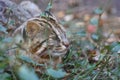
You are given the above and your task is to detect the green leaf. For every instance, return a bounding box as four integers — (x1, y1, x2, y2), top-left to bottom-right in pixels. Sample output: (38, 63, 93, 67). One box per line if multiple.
(80, 40, 95, 50)
(94, 7, 103, 15)
(8, 20, 15, 25)
(19, 55, 35, 64)
(46, 0, 52, 11)
(17, 65, 39, 80)
(46, 68, 67, 78)
(111, 68, 120, 77)
(2, 37, 12, 43)
(0, 59, 8, 70)
(40, 12, 46, 17)
(19, 55, 44, 66)
(90, 17, 99, 26)
(0, 73, 12, 80)
(0, 37, 3, 41)
(0, 56, 5, 61)
(0, 25, 8, 34)
(110, 42, 120, 53)
(112, 45, 120, 53)
(0, 63, 7, 72)
(110, 42, 120, 48)
(76, 29, 86, 37)
(91, 33, 99, 41)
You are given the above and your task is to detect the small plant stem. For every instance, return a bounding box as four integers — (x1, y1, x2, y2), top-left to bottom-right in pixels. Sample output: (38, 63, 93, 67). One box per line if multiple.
(92, 56, 111, 80)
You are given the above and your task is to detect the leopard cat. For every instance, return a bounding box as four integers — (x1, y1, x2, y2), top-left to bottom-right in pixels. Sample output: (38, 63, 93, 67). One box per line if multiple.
(13, 13, 69, 70)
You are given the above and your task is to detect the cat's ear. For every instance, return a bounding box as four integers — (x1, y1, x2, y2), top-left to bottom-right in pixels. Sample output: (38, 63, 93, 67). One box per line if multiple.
(26, 21, 40, 37)
(26, 21, 40, 32)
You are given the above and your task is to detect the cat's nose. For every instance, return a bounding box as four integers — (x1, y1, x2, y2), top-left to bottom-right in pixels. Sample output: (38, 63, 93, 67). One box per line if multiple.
(62, 41, 69, 47)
